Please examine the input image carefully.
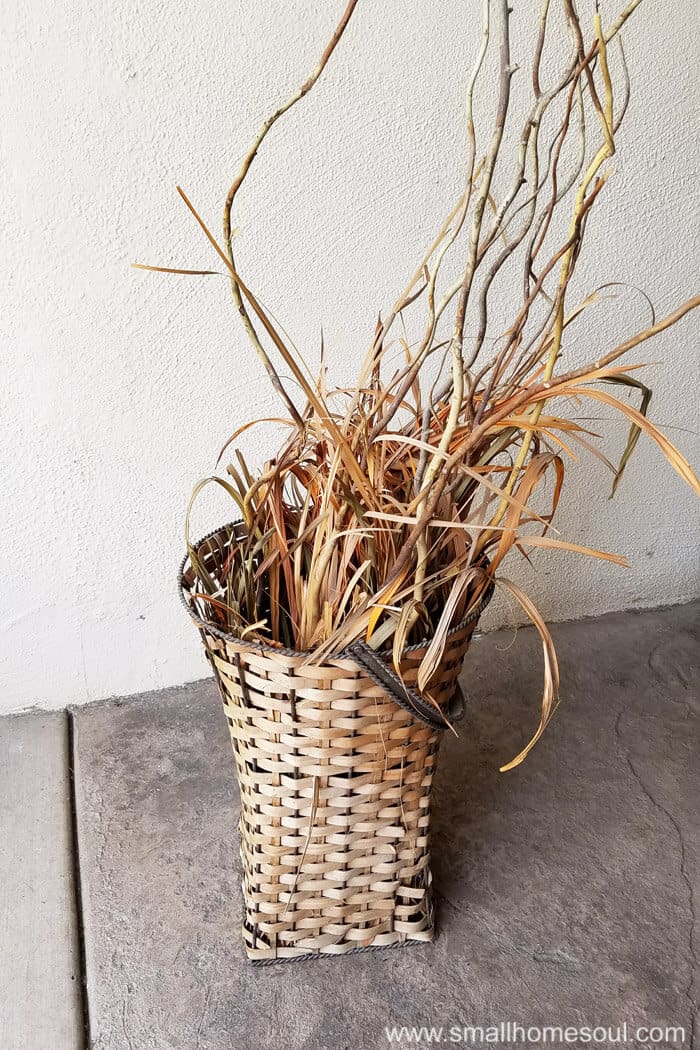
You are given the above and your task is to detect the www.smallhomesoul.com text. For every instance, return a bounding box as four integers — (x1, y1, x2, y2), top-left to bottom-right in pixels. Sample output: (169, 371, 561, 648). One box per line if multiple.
(384, 1022, 687, 1046)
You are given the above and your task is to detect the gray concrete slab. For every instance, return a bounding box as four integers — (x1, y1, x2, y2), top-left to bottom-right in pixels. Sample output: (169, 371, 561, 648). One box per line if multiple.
(0, 712, 84, 1050)
(72, 603, 699, 1050)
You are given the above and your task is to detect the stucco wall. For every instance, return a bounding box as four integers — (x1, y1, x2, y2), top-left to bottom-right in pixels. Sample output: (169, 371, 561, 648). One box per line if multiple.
(2, 0, 698, 713)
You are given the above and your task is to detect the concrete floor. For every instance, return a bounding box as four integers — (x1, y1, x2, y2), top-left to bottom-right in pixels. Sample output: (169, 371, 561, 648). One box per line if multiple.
(1, 602, 698, 1050)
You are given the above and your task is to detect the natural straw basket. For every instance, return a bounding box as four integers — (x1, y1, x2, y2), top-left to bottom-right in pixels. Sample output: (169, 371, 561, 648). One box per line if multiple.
(180, 523, 493, 961)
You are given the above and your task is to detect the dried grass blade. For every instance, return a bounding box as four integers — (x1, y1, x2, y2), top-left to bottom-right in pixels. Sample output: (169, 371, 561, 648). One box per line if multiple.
(573, 387, 700, 494)
(132, 263, 222, 276)
(601, 374, 652, 496)
(496, 578, 559, 772)
(417, 568, 479, 694)
(517, 534, 629, 566)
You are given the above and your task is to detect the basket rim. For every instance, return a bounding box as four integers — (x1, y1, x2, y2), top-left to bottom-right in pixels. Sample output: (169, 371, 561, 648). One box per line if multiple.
(178, 520, 494, 661)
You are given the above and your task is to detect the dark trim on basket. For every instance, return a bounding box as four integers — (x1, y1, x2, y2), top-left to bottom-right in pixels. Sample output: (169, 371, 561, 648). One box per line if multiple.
(178, 521, 494, 731)
(345, 640, 463, 729)
(249, 934, 428, 966)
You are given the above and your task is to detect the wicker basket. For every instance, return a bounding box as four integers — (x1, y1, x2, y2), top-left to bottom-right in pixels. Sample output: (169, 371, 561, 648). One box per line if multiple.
(180, 523, 492, 961)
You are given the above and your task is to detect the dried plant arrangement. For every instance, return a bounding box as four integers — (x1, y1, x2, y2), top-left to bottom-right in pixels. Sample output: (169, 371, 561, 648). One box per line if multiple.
(137, 1, 699, 960)
(139, 0, 698, 769)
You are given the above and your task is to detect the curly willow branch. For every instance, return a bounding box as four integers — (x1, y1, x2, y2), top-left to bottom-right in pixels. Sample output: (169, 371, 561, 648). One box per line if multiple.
(222, 0, 360, 428)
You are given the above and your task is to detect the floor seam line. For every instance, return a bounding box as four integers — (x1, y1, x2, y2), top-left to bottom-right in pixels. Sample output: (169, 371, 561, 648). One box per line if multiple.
(66, 708, 92, 1050)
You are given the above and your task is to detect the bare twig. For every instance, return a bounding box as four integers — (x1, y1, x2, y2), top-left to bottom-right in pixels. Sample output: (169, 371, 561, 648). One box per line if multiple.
(222, 0, 360, 427)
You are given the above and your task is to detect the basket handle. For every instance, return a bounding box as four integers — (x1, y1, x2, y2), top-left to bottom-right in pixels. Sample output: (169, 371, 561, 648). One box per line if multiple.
(346, 641, 464, 731)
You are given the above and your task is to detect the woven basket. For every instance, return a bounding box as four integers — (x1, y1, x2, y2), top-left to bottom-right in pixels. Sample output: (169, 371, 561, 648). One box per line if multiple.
(180, 523, 493, 961)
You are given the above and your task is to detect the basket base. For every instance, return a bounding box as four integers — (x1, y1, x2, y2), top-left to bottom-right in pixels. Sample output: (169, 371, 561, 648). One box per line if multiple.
(242, 872, 436, 962)
(245, 922, 436, 965)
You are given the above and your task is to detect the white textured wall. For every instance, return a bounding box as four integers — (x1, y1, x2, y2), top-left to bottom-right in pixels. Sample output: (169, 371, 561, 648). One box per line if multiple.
(2, 0, 698, 714)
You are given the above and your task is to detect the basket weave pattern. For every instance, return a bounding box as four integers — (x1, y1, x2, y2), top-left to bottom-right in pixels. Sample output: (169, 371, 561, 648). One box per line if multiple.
(181, 526, 487, 961)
